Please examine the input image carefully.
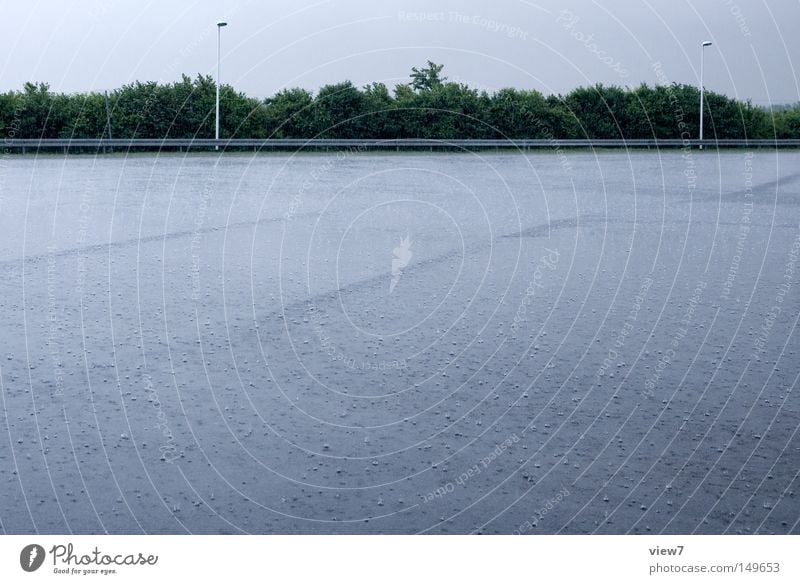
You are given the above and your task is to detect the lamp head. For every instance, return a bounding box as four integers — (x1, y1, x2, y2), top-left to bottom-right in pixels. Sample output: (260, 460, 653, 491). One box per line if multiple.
(702, 41, 712, 47)
(217, 21, 228, 27)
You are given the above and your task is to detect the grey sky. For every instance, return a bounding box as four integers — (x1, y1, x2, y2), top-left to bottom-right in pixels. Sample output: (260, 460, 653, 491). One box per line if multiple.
(0, 0, 797, 105)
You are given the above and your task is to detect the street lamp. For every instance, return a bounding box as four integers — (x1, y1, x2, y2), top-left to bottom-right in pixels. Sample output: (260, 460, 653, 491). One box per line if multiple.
(699, 40, 712, 150)
(215, 20, 228, 150)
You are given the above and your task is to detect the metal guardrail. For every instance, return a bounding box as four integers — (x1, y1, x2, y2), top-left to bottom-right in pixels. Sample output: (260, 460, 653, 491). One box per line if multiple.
(3, 138, 800, 152)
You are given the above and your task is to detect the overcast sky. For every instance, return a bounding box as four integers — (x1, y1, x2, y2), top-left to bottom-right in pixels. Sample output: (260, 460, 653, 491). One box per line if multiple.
(0, 0, 798, 105)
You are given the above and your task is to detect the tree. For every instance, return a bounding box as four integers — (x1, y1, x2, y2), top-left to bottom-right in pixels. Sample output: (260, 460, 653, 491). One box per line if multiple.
(264, 88, 315, 138)
(564, 84, 628, 139)
(774, 108, 800, 138)
(18, 82, 60, 138)
(165, 74, 215, 138)
(312, 81, 367, 138)
(410, 61, 446, 92)
(487, 88, 568, 138)
(58, 92, 108, 139)
(361, 82, 396, 138)
(1, 67, 799, 141)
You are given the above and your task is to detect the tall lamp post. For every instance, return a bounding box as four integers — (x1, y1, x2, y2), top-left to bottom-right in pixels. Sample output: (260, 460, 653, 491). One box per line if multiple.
(215, 20, 228, 150)
(699, 40, 712, 150)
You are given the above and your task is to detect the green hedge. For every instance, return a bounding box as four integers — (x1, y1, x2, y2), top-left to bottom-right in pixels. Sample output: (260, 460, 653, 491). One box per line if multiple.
(1, 64, 797, 141)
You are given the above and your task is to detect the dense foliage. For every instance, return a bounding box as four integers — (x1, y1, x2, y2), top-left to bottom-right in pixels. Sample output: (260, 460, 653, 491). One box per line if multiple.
(1, 64, 798, 141)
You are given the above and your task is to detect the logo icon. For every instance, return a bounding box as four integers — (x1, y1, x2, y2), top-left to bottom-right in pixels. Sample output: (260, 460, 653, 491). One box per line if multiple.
(390, 235, 413, 294)
(20, 544, 46, 572)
